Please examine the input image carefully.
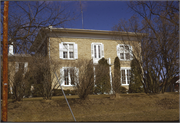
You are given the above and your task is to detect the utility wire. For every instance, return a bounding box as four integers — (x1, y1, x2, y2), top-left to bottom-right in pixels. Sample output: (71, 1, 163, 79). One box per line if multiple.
(80, 1, 83, 29)
(54, 72, 76, 122)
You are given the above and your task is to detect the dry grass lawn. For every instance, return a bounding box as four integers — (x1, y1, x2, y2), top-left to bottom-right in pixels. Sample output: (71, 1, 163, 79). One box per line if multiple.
(5, 92, 179, 122)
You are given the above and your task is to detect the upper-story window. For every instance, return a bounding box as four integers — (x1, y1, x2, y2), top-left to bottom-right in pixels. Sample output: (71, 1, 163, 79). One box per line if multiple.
(91, 43, 104, 64)
(117, 44, 133, 60)
(59, 42, 78, 60)
(121, 67, 131, 85)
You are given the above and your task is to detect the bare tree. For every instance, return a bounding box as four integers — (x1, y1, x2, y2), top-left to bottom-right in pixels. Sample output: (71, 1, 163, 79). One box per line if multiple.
(73, 59, 94, 100)
(113, 1, 179, 93)
(1, 1, 77, 54)
(29, 56, 62, 99)
(1, 1, 78, 100)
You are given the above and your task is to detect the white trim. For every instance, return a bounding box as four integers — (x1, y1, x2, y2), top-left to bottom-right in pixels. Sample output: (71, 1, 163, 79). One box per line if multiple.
(120, 67, 131, 85)
(109, 66, 113, 94)
(15, 62, 19, 72)
(176, 79, 180, 83)
(60, 42, 78, 60)
(24, 62, 28, 74)
(61, 67, 77, 86)
(93, 66, 96, 86)
(117, 44, 133, 61)
(15, 62, 28, 74)
(91, 42, 104, 64)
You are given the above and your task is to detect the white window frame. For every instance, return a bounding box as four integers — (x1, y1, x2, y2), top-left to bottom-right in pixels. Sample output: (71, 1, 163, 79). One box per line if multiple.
(15, 62, 28, 74)
(59, 42, 78, 60)
(91, 43, 104, 64)
(60, 67, 78, 86)
(121, 67, 131, 85)
(117, 44, 133, 61)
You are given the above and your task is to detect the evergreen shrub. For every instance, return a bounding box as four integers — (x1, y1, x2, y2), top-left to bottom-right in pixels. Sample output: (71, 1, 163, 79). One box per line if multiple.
(95, 58, 111, 94)
(129, 59, 144, 93)
(113, 57, 121, 93)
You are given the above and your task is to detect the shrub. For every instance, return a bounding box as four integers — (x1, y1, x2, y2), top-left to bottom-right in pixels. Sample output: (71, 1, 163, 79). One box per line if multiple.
(64, 89, 71, 95)
(95, 58, 111, 94)
(32, 84, 43, 97)
(12, 70, 24, 101)
(129, 59, 144, 93)
(70, 90, 77, 95)
(120, 86, 128, 93)
(113, 57, 121, 93)
(53, 89, 63, 96)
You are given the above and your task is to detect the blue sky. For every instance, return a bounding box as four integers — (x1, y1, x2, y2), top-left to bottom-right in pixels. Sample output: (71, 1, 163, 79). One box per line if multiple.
(61, 1, 135, 31)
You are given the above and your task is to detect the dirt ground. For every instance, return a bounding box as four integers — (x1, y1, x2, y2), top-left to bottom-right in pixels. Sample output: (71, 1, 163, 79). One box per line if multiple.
(5, 93, 179, 122)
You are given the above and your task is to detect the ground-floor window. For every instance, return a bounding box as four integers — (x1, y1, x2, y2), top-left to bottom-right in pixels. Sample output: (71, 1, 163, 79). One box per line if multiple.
(121, 68, 131, 85)
(61, 67, 78, 86)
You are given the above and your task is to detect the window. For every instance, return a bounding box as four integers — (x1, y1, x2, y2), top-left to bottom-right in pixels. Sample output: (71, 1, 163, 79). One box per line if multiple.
(59, 42, 78, 60)
(19, 63, 25, 72)
(15, 62, 28, 73)
(121, 68, 131, 85)
(91, 43, 104, 64)
(63, 43, 74, 59)
(60, 67, 78, 86)
(117, 44, 133, 60)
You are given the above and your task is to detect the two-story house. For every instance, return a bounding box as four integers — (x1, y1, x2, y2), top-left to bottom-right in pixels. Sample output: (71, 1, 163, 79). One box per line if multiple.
(29, 27, 143, 93)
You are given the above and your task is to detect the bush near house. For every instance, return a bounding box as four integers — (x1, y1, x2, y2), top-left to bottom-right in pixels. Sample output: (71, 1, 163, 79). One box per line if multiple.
(113, 57, 121, 93)
(32, 84, 44, 97)
(95, 58, 111, 94)
(120, 86, 128, 93)
(129, 59, 144, 93)
(12, 70, 24, 101)
(75, 59, 94, 99)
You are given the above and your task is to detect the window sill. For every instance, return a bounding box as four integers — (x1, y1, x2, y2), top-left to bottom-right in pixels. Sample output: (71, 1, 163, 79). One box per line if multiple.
(60, 58, 77, 60)
(121, 84, 129, 86)
(61, 85, 75, 87)
(120, 59, 133, 61)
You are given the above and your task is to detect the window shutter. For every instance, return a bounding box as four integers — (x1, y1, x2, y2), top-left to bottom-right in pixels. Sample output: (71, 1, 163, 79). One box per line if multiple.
(68, 68, 71, 85)
(116, 45, 120, 59)
(75, 67, 79, 85)
(15, 62, 19, 72)
(101, 43, 104, 58)
(74, 43, 78, 59)
(60, 68, 64, 85)
(24, 62, 28, 73)
(108, 58, 111, 65)
(91, 43, 94, 58)
(130, 46, 133, 60)
(59, 43, 63, 59)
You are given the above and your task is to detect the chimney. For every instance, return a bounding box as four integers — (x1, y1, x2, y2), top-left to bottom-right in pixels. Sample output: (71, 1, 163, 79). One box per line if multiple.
(49, 25, 53, 32)
(8, 42, 14, 55)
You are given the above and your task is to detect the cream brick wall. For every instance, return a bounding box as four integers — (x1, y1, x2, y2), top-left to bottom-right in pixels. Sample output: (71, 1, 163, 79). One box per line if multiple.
(49, 37, 140, 90)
